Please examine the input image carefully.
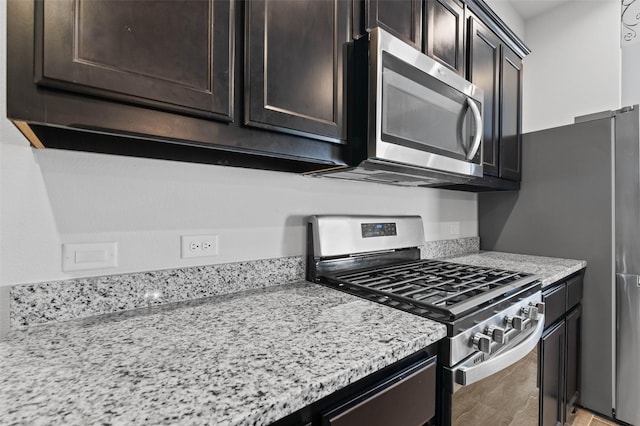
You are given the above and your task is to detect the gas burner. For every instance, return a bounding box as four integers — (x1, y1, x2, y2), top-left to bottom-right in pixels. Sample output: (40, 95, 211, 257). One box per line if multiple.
(325, 259, 537, 319)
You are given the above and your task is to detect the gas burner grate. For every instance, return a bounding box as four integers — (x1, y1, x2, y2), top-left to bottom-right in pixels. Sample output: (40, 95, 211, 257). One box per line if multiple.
(325, 259, 536, 319)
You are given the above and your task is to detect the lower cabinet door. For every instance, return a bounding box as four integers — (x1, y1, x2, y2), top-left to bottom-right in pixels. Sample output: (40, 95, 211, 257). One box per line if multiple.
(323, 357, 436, 426)
(565, 306, 582, 422)
(540, 320, 566, 426)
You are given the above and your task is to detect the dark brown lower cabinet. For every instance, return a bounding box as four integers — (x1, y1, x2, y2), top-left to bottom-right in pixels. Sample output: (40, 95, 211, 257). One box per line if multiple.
(540, 320, 566, 426)
(539, 272, 584, 426)
(324, 356, 435, 426)
(270, 349, 437, 426)
(565, 306, 582, 422)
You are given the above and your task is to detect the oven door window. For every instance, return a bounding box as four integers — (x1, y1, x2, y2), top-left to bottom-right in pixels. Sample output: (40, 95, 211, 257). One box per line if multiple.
(381, 52, 479, 161)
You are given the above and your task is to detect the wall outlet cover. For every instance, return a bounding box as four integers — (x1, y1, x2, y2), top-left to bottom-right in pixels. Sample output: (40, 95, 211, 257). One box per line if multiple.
(181, 235, 219, 258)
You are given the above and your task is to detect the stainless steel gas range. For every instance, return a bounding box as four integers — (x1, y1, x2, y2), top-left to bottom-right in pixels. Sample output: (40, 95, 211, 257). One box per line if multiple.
(306, 215, 545, 425)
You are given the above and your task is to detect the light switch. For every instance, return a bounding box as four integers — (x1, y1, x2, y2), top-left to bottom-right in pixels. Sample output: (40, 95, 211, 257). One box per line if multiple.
(62, 242, 118, 272)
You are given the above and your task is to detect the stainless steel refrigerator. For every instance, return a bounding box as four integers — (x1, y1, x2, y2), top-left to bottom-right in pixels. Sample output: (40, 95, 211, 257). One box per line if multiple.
(478, 105, 640, 424)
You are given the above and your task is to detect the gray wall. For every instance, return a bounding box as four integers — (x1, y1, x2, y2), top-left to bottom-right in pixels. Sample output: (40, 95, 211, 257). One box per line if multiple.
(479, 117, 615, 416)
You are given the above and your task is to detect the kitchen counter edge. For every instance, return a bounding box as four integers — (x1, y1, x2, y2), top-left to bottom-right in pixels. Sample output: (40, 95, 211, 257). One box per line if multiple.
(443, 251, 587, 288)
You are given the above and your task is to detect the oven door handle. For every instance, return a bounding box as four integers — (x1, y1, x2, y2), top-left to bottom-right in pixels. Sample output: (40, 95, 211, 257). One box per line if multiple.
(454, 314, 545, 389)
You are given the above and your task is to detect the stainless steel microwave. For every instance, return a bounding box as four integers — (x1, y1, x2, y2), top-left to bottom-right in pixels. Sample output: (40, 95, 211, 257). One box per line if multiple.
(317, 27, 484, 187)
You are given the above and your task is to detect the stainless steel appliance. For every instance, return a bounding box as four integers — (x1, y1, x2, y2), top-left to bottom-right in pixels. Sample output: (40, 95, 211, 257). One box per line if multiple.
(479, 105, 640, 424)
(306, 215, 544, 425)
(315, 28, 483, 187)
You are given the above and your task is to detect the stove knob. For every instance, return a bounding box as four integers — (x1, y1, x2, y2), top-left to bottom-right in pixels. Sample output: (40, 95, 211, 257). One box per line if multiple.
(534, 301, 546, 315)
(506, 315, 524, 331)
(487, 325, 506, 344)
(522, 305, 540, 321)
(472, 333, 492, 354)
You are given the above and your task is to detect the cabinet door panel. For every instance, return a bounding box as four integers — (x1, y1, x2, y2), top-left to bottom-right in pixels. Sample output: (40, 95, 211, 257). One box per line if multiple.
(565, 307, 582, 418)
(325, 358, 436, 426)
(246, 0, 348, 142)
(543, 283, 567, 328)
(540, 321, 566, 426)
(499, 46, 523, 180)
(366, 0, 422, 49)
(467, 17, 500, 177)
(566, 275, 584, 312)
(37, 0, 233, 120)
(425, 0, 464, 75)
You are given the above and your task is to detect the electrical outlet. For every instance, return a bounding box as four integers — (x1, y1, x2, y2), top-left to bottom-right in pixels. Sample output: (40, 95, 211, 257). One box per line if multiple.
(448, 222, 460, 236)
(181, 235, 219, 258)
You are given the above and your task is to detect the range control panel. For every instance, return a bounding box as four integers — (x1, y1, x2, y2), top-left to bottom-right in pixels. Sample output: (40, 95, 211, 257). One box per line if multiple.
(361, 222, 397, 238)
(308, 215, 423, 258)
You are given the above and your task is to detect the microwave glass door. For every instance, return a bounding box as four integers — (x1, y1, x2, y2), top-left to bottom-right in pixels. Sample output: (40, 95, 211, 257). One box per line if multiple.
(381, 52, 479, 162)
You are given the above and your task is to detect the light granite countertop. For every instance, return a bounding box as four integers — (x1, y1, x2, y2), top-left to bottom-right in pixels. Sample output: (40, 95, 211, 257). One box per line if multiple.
(0, 248, 585, 425)
(445, 251, 587, 288)
(0, 281, 446, 426)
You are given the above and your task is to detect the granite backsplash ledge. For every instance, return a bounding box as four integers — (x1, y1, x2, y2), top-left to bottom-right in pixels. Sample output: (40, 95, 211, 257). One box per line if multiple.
(421, 237, 479, 259)
(10, 257, 304, 330)
(9, 237, 479, 330)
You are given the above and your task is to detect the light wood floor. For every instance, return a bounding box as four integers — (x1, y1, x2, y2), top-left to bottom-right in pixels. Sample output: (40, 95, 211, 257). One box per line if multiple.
(571, 408, 621, 426)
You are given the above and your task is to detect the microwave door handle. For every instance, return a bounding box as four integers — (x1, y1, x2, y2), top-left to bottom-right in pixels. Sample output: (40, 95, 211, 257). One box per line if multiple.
(466, 98, 482, 161)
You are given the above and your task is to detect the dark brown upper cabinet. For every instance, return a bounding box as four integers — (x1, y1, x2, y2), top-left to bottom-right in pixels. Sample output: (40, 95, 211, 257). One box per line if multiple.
(363, 0, 423, 49)
(8, 0, 528, 182)
(499, 46, 523, 181)
(424, 0, 465, 76)
(468, 17, 501, 178)
(245, 0, 350, 143)
(467, 16, 522, 183)
(434, 3, 529, 191)
(8, 0, 347, 173)
(36, 0, 233, 121)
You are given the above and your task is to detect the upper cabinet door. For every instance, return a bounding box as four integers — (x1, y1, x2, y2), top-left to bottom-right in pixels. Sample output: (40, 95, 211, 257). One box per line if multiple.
(424, 0, 465, 75)
(36, 0, 233, 121)
(246, 0, 349, 143)
(365, 0, 422, 49)
(467, 17, 500, 177)
(499, 46, 523, 181)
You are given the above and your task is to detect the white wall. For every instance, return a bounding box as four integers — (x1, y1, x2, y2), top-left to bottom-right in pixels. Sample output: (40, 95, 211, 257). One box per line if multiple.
(522, 0, 621, 132)
(622, 43, 640, 106)
(622, 0, 640, 106)
(484, 0, 525, 40)
(0, 5, 477, 286)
